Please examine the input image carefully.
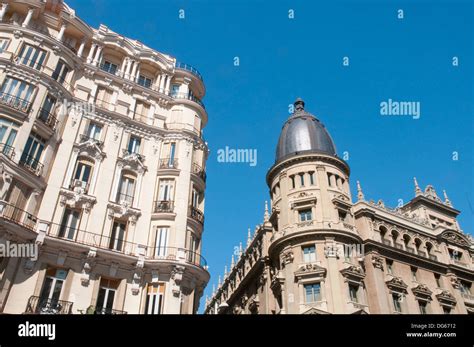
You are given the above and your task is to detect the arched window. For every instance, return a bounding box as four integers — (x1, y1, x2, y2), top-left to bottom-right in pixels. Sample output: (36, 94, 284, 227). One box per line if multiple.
(391, 230, 400, 248)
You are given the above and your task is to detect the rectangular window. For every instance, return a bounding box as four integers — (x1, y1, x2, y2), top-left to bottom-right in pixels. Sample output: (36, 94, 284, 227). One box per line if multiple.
(302, 246, 316, 263)
(0, 38, 9, 53)
(39, 94, 56, 122)
(299, 209, 312, 222)
(154, 227, 169, 257)
(386, 259, 393, 275)
(58, 208, 80, 240)
(309, 171, 315, 185)
(435, 274, 442, 288)
(449, 249, 462, 261)
(0, 118, 18, 155)
(392, 293, 402, 313)
(94, 86, 113, 108)
(86, 122, 102, 140)
(52, 60, 69, 84)
(443, 306, 451, 314)
(411, 267, 418, 281)
(290, 175, 295, 189)
(73, 160, 92, 187)
(170, 84, 180, 97)
(304, 283, 321, 303)
(100, 60, 118, 75)
(127, 135, 141, 154)
(138, 75, 152, 88)
(145, 283, 165, 314)
(191, 188, 201, 208)
(96, 278, 119, 314)
(0, 77, 35, 109)
(39, 268, 68, 313)
(169, 142, 176, 163)
(158, 179, 174, 201)
(134, 100, 150, 120)
(117, 174, 135, 204)
(109, 221, 126, 252)
(299, 173, 305, 187)
(18, 43, 46, 70)
(20, 133, 45, 169)
(349, 283, 359, 303)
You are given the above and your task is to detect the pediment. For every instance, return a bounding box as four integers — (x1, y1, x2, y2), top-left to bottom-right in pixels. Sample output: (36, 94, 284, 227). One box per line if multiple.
(439, 230, 470, 248)
(386, 276, 408, 292)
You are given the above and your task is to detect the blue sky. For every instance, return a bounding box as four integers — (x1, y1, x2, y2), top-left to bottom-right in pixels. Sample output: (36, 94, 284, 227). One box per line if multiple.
(67, 0, 473, 312)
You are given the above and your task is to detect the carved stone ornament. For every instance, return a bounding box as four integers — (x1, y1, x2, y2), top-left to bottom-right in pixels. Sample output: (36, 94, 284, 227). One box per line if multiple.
(411, 284, 433, 299)
(371, 254, 384, 270)
(107, 202, 141, 224)
(59, 188, 97, 213)
(386, 277, 408, 293)
(81, 248, 97, 286)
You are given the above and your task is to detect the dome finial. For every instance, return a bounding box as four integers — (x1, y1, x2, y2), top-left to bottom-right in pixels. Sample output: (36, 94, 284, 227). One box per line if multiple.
(294, 98, 305, 111)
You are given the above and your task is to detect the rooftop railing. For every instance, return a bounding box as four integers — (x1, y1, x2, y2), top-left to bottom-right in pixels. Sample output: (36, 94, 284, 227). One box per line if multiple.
(175, 62, 203, 81)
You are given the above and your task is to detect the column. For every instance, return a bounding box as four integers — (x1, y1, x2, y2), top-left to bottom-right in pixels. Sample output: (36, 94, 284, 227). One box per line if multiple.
(164, 75, 171, 95)
(92, 45, 103, 66)
(77, 39, 86, 58)
(158, 73, 166, 93)
(130, 61, 138, 81)
(86, 43, 96, 64)
(119, 57, 128, 77)
(57, 24, 67, 41)
(22, 8, 34, 27)
(124, 59, 132, 79)
(0, 3, 9, 22)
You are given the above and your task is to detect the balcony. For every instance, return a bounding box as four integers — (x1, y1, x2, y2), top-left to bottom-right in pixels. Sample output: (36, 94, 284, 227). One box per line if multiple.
(116, 192, 134, 206)
(192, 162, 207, 182)
(19, 154, 44, 176)
(394, 242, 404, 250)
(47, 222, 138, 256)
(175, 62, 203, 81)
(0, 201, 37, 230)
(69, 178, 90, 194)
(154, 200, 174, 213)
(94, 307, 127, 315)
(122, 149, 145, 162)
(0, 92, 32, 114)
(188, 206, 204, 224)
(0, 143, 16, 161)
(159, 158, 179, 170)
(171, 92, 205, 109)
(79, 134, 104, 148)
(25, 296, 73, 314)
(146, 246, 208, 268)
(37, 108, 58, 131)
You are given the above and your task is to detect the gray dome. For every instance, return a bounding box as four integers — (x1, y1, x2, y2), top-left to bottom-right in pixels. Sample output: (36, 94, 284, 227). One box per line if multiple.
(275, 98, 337, 162)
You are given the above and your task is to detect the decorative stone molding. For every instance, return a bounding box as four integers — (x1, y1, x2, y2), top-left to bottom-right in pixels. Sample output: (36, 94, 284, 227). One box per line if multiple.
(440, 230, 470, 248)
(56, 250, 68, 266)
(59, 189, 97, 213)
(436, 290, 457, 306)
(80, 248, 97, 286)
(281, 249, 294, 265)
(340, 264, 365, 281)
(386, 277, 408, 293)
(117, 152, 147, 174)
(131, 256, 145, 296)
(73, 139, 106, 161)
(107, 202, 141, 224)
(171, 265, 186, 297)
(295, 263, 326, 279)
(411, 284, 433, 300)
(449, 275, 461, 289)
(370, 253, 384, 270)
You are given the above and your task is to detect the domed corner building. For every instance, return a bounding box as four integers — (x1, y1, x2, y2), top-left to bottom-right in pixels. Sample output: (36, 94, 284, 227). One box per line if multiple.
(205, 98, 474, 315)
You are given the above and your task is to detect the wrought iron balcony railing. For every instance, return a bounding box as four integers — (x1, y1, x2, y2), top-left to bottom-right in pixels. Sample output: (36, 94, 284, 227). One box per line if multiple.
(188, 206, 204, 224)
(25, 296, 73, 314)
(38, 107, 58, 131)
(19, 154, 44, 176)
(146, 246, 207, 268)
(171, 92, 205, 109)
(116, 192, 134, 206)
(192, 162, 207, 182)
(154, 200, 174, 213)
(0, 201, 37, 230)
(0, 92, 32, 114)
(175, 62, 203, 81)
(159, 158, 179, 169)
(94, 307, 127, 315)
(69, 178, 90, 194)
(0, 143, 15, 160)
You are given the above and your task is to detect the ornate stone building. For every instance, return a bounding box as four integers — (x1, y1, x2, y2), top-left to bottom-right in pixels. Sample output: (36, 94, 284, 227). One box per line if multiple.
(205, 98, 474, 314)
(0, 0, 209, 314)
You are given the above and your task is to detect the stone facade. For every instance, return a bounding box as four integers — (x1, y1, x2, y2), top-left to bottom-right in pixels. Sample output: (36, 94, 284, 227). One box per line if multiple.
(0, 0, 209, 314)
(205, 99, 474, 315)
